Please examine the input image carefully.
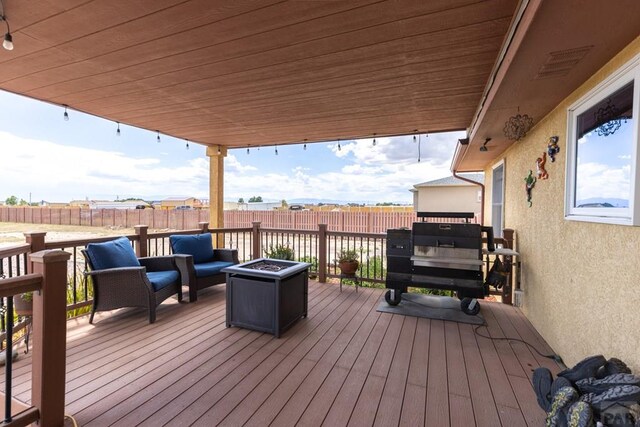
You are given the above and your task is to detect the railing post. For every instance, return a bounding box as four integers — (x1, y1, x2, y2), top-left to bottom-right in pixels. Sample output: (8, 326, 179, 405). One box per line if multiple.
(502, 228, 515, 305)
(318, 224, 328, 283)
(134, 225, 149, 258)
(29, 249, 70, 427)
(252, 222, 261, 259)
(24, 232, 47, 274)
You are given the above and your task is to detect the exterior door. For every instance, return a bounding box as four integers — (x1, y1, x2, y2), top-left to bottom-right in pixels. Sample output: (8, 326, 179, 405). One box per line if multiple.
(492, 162, 505, 238)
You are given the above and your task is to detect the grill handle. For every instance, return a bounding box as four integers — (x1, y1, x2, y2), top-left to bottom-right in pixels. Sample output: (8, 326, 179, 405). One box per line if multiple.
(436, 240, 455, 248)
(482, 226, 495, 252)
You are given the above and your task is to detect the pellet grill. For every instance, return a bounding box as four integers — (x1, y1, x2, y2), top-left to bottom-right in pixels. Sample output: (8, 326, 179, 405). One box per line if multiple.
(385, 212, 494, 315)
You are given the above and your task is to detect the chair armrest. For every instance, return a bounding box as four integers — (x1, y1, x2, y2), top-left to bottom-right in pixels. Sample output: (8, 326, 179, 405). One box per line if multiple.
(213, 249, 239, 264)
(139, 256, 176, 272)
(85, 266, 153, 293)
(172, 254, 195, 286)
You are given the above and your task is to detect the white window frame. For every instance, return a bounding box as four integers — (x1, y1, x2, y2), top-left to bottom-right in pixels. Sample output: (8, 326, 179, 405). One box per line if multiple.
(565, 52, 640, 225)
(491, 159, 505, 237)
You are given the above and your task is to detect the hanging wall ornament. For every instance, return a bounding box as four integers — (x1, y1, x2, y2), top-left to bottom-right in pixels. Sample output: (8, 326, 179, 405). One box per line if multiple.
(503, 109, 534, 141)
(524, 170, 536, 207)
(594, 99, 625, 137)
(547, 136, 560, 162)
(536, 152, 548, 180)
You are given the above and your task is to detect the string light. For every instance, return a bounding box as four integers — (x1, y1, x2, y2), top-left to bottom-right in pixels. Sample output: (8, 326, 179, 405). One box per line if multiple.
(372, 133, 376, 146)
(246, 147, 250, 155)
(337, 139, 341, 151)
(217, 145, 221, 154)
(185, 139, 190, 150)
(303, 139, 307, 150)
(156, 130, 160, 143)
(116, 122, 121, 137)
(417, 134, 421, 162)
(63, 105, 69, 121)
(275, 145, 278, 155)
(1, 8, 13, 51)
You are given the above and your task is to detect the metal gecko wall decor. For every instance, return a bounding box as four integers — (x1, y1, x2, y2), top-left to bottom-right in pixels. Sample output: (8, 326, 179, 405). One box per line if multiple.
(524, 170, 536, 207)
(547, 136, 560, 162)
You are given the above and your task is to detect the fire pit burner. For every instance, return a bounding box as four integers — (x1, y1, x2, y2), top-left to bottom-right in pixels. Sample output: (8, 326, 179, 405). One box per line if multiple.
(245, 261, 289, 272)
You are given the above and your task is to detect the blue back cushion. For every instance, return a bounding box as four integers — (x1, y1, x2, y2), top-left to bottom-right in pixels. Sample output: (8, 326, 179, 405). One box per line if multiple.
(170, 233, 214, 264)
(85, 237, 140, 270)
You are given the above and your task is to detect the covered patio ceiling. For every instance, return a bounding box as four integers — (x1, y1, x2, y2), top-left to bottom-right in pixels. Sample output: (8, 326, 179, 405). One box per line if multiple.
(0, 0, 519, 148)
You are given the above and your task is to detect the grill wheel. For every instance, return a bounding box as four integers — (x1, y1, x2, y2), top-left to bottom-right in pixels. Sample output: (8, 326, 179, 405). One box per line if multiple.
(384, 290, 402, 306)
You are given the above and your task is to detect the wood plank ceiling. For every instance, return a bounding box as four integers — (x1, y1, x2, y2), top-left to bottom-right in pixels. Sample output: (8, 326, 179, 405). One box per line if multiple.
(0, 0, 518, 148)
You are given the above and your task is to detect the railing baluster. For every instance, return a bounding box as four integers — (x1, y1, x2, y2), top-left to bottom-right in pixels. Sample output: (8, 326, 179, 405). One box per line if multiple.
(4, 295, 13, 423)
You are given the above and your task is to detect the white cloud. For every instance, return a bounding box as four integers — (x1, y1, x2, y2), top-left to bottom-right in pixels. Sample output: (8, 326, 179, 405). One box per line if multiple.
(225, 132, 464, 203)
(576, 161, 630, 201)
(0, 131, 209, 201)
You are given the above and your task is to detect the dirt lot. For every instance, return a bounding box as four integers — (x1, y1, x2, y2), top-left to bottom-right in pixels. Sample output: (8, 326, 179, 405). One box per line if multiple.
(0, 223, 170, 248)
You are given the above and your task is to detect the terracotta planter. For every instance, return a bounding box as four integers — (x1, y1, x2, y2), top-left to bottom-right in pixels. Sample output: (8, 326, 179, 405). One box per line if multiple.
(13, 295, 33, 316)
(338, 260, 359, 275)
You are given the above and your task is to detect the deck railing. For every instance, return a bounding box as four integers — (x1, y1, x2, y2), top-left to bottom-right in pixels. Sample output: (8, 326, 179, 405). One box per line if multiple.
(0, 250, 70, 426)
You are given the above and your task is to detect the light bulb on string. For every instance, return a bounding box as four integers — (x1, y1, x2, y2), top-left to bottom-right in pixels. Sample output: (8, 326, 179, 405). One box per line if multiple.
(337, 139, 341, 151)
(185, 139, 190, 150)
(372, 133, 376, 146)
(247, 148, 250, 155)
(303, 139, 307, 150)
(116, 122, 121, 137)
(63, 105, 69, 121)
(217, 145, 221, 154)
(156, 130, 161, 143)
(275, 145, 278, 155)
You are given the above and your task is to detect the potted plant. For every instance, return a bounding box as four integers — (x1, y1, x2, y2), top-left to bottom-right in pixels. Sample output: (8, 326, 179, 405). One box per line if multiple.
(264, 244, 294, 260)
(13, 292, 33, 316)
(337, 248, 360, 275)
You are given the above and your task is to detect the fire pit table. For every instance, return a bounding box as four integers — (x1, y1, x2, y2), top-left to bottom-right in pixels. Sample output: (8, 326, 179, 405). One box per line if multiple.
(222, 258, 310, 338)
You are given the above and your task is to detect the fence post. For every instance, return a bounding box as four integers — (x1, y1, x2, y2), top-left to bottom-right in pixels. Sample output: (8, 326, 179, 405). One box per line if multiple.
(24, 232, 47, 274)
(252, 222, 261, 259)
(318, 224, 328, 283)
(134, 225, 149, 258)
(30, 249, 70, 427)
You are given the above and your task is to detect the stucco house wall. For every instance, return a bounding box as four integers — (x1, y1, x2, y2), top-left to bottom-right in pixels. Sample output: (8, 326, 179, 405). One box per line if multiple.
(483, 35, 640, 371)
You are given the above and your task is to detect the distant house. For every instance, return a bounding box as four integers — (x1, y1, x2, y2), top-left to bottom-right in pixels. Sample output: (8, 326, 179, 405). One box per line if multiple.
(240, 202, 281, 211)
(411, 174, 483, 216)
(69, 199, 91, 208)
(160, 197, 202, 210)
(39, 201, 69, 208)
(89, 200, 149, 210)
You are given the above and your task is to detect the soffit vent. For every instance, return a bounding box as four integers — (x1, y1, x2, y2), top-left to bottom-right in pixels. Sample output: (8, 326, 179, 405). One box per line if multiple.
(534, 45, 593, 80)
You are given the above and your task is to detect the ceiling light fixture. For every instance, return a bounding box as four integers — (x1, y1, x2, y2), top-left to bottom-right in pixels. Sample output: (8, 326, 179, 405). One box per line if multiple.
(0, 1, 13, 52)
(480, 137, 491, 152)
(63, 105, 69, 121)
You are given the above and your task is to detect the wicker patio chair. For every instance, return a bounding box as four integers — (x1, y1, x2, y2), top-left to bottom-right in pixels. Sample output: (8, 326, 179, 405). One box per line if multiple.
(169, 233, 239, 302)
(82, 237, 183, 324)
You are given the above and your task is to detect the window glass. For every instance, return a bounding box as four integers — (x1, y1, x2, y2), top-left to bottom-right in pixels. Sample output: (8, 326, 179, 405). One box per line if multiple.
(574, 82, 634, 209)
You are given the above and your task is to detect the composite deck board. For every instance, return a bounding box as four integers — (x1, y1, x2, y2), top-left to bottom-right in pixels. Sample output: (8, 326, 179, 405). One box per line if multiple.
(1, 282, 560, 426)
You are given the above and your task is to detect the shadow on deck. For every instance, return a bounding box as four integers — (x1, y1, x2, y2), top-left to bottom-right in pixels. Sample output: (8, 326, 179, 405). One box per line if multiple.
(1, 281, 560, 426)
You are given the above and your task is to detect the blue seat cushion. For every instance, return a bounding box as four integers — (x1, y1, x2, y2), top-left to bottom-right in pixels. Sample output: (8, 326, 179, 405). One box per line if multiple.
(194, 261, 234, 278)
(86, 237, 140, 270)
(146, 270, 180, 292)
(170, 233, 214, 264)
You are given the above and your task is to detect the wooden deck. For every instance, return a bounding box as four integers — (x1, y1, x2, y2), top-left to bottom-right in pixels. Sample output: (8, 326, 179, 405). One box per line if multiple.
(2, 281, 561, 426)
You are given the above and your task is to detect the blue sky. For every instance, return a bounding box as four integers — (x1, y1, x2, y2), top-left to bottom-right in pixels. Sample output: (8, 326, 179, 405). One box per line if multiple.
(0, 90, 463, 204)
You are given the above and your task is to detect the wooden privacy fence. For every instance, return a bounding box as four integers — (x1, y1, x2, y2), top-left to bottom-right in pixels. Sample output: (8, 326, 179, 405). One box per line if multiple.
(0, 207, 478, 232)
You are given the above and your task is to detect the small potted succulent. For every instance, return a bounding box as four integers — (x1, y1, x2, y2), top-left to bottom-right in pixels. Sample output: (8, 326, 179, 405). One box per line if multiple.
(13, 292, 33, 316)
(337, 249, 360, 275)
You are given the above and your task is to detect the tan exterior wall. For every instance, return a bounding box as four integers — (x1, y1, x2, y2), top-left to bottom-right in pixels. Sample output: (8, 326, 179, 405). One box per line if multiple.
(483, 35, 640, 371)
(416, 186, 480, 214)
